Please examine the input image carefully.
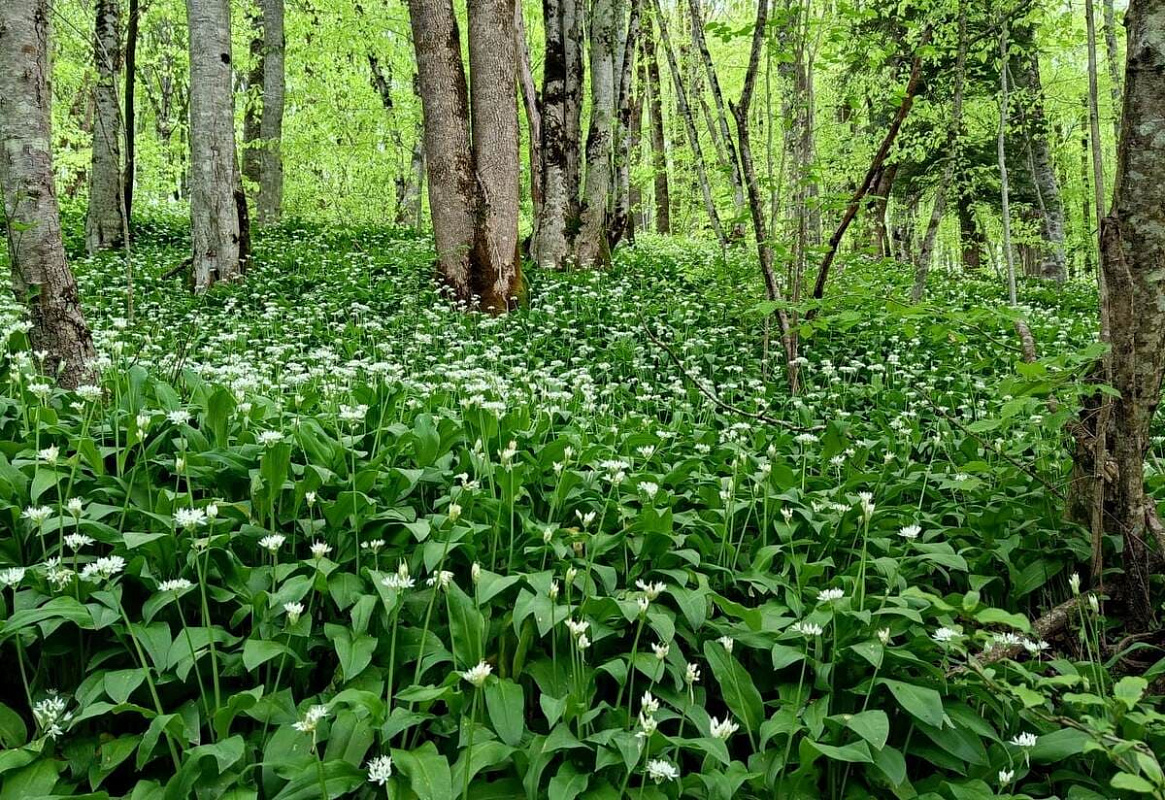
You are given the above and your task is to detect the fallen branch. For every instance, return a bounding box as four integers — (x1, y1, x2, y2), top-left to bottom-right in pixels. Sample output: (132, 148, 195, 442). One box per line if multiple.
(642, 318, 822, 432)
(963, 593, 1092, 671)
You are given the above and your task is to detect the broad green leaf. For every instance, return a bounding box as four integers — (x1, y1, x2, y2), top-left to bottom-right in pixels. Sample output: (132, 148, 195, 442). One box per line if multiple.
(485, 679, 525, 747)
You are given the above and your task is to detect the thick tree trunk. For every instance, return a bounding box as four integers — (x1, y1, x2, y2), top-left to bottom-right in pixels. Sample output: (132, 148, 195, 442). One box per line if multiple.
(256, 0, 284, 225)
(86, 0, 126, 254)
(124, 0, 140, 223)
(575, 0, 618, 267)
(533, 0, 572, 266)
(407, 0, 477, 297)
(187, 0, 245, 290)
(0, 0, 97, 387)
(642, 10, 670, 234)
(467, 0, 523, 310)
(563, 0, 585, 213)
(1077, 0, 1165, 628)
(610, 0, 643, 250)
(650, 0, 726, 245)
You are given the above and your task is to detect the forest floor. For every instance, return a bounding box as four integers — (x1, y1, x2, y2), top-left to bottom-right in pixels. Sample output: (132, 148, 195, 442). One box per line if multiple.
(0, 214, 1160, 799)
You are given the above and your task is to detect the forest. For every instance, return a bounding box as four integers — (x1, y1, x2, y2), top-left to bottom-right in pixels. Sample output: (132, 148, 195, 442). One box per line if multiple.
(1, 0, 1164, 797)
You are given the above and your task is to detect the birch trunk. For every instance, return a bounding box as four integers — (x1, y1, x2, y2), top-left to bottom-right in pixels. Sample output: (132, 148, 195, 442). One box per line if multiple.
(0, 0, 97, 387)
(86, 0, 126, 253)
(575, 0, 618, 267)
(187, 0, 245, 290)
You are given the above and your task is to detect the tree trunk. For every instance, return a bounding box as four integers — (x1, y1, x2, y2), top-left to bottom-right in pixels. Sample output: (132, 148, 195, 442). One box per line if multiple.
(86, 0, 126, 253)
(243, 2, 263, 190)
(533, 0, 573, 266)
(467, 0, 523, 310)
(1079, 98, 1096, 279)
(1077, 0, 1165, 628)
(957, 198, 984, 270)
(407, 0, 477, 297)
(187, 0, 245, 290)
(642, 9, 670, 234)
(575, 0, 618, 267)
(124, 0, 140, 224)
(914, 1, 967, 302)
(563, 0, 585, 214)
(1102, 0, 1122, 144)
(998, 21, 1017, 306)
(404, 74, 425, 229)
(256, 0, 284, 225)
(0, 0, 97, 387)
(610, 0, 643, 250)
(650, 0, 726, 245)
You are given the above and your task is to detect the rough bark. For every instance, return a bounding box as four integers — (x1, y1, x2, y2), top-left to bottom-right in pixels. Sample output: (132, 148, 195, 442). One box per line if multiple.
(575, 0, 618, 267)
(0, 0, 97, 387)
(957, 197, 984, 270)
(404, 74, 425, 229)
(187, 0, 245, 290)
(641, 9, 670, 234)
(515, 0, 542, 220)
(407, 0, 477, 297)
(533, 0, 572, 266)
(243, 2, 263, 189)
(650, 0, 726, 245)
(256, 0, 284, 225)
(1076, 0, 1165, 628)
(563, 0, 585, 211)
(467, 0, 523, 310)
(1102, 0, 1122, 144)
(86, 0, 126, 253)
(998, 21, 1017, 306)
(610, 0, 643, 250)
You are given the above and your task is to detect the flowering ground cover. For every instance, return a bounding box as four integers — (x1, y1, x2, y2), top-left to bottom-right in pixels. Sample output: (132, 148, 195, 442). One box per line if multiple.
(0, 215, 1161, 799)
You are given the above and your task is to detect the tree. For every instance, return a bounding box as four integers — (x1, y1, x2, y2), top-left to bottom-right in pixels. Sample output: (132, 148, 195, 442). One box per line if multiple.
(641, 9, 670, 234)
(86, 0, 127, 253)
(407, 0, 522, 311)
(257, 0, 285, 225)
(186, 0, 247, 290)
(1076, 0, 1165, 628)
(0, 0, 97, 388)
(575, 0, 617, 267)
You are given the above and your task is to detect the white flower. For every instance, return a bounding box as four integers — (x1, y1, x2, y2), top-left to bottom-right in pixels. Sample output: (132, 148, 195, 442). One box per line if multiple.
(293, 704, 328, 734)
(781, 507, 794, 523)
(636, 711, 658, 738)
(205, 503, 219, 519)
(448, 503, 462, 522)
(22, 506, 52, 524)
(32, 693, 72, 739)
(998, 769, 1014, 786)
(932, 627, 959, 643)
(575, 510, 596, 528)
(258, 430, 285, 446)
(542, 526, 555, 544)
(64, 533, 94, 551)
(310, 542, 332, 560)
(646, 759, 679, 783)
(685, 662, 701, 685)
(877, 628, 891, 644)
(1010, 732, 1038, 748)
(717, 635, 735, 653)
(305, 491, 317, 507)
(167, 409, 191, 426)
(284, 602, 305, 624)
(565, 566, 578, 583)
(382, 562, 416, 590)
(818, 588, 845, 603)
(79, 555, 125, 582)
(641, 691, 660, 715)
(637, 595, 650, 616)
(426, 570, 454, 590)
(38, 445, 59, 465)
(709, 716, 740, 740)
(548, 580, 559, 600)
(260, 534, 286, 553)
(565, 619, 590, 638)
(66, 498, 83, 516)
(898, 524, 921, 540)
(791, 621, 824, 638)
(1069, 572, 1081, 595)
(338, 404, 369, 424)
(366, 754, 393, 785)
(1088, 594, 1100, 614)
(135, 412, 151, 430)
(175, 507, 207, 531)
(857, 491, 876, 520)
(361, 538, 385, 553)
(0, 567, 27, 588)
(159, 578, 192, 593)
(77, 384, 103, 401)
(635, 580, 666, 600)
(651, 641, 670, 660)
(459, 660, 492, 687)
(576, 633, 591, 651)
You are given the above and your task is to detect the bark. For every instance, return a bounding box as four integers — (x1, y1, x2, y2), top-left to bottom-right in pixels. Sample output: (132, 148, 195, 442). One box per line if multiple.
(243, 2, 263, 189)
(407, 0, 476, 297)
(914, 2, 967, 302)
(575, 0, 618, 267)
(533, 0, 573, 266)
(257, 0, 285, 225)
(467, 0, 523, 310)
(186, 0, 245, 290)
(650, 0, 726, 245)
(641, 9, 670, 233)
(0, 0, 97, 387)
(563, 0, 585, 210)
(869, 163, 898, 258)
(1079, 98, 1095, 279)
(957, 198, 984, 270)
(124, 0, 140, 222)
(404, 74, 425, 229)
(1078, 0, 1165, 628)
(86, 0, 126, 254)
(610, 0, 643, 250)
(515, 0, 542, 219)
(998, 21, 1016, 306)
